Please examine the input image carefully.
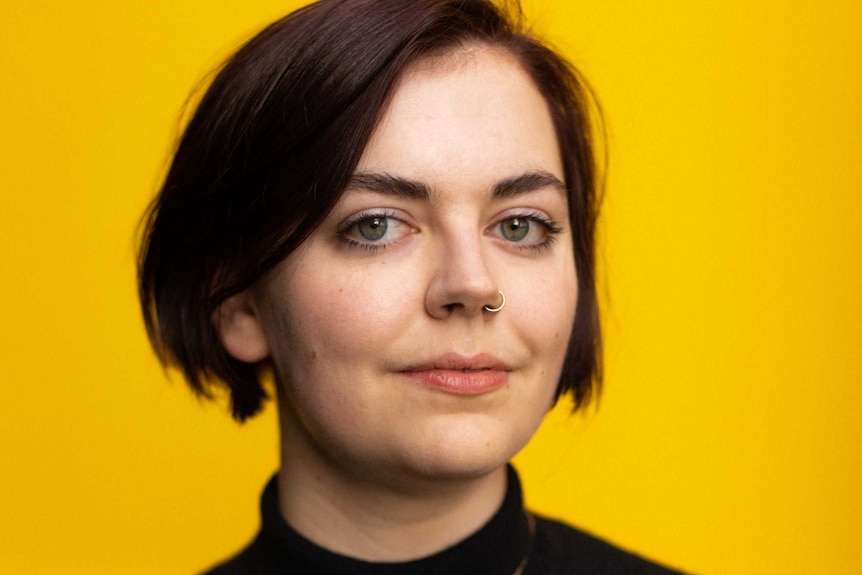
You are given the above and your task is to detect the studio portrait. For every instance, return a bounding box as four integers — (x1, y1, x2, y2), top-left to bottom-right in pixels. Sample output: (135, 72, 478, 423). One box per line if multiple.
(2, 1, 860, 573)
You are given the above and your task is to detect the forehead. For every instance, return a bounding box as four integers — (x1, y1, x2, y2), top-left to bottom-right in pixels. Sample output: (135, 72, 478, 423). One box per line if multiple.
(355, 43, 564, 187)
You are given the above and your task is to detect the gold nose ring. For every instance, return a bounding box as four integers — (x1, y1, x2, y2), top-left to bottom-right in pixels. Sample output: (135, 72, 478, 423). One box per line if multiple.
(483, 291, 506, 313)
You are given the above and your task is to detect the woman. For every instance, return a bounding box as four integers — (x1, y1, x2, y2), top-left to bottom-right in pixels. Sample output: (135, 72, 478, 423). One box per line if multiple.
(139, 0, 684, 573)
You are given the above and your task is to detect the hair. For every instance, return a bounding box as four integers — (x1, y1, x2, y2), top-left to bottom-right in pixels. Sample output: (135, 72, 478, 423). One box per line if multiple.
(138, 0, 604, 421)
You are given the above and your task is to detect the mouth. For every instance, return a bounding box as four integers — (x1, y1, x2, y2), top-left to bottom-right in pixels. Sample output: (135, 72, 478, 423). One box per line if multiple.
(403, 352, 512, 372)
(399, 353, 512, 395)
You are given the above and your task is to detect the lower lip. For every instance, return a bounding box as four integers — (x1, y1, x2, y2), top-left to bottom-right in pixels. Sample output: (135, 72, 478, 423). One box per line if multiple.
(402, 369, 509, 396)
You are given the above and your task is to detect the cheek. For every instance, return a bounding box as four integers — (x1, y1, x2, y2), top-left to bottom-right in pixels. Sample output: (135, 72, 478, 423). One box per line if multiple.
(263, 262, 420, 375)
(259, 262, 424, 454)
(515, 261, 577, 338)
(509, 258, 577, 397)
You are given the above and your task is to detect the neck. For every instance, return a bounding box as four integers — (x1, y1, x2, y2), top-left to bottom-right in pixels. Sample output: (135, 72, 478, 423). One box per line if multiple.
(276, 416, 508, 562)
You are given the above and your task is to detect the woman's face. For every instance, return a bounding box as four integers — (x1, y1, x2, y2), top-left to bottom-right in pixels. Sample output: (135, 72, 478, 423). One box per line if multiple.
(246, 45, 577, 484)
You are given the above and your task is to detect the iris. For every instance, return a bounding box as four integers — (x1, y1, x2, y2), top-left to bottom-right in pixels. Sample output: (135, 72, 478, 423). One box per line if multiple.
(500, 217, 529, 242)
(358, 217, 388, 241)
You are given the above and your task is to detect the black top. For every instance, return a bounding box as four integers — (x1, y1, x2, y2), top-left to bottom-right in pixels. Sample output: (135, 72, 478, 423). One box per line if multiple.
(204, 466, 685, 575)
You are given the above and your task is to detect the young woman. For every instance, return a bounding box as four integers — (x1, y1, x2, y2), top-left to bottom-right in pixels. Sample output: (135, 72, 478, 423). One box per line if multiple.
(139, 0, 684, 572)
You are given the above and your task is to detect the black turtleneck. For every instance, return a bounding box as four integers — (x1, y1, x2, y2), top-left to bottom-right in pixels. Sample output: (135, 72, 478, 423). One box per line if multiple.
(203, 465, 685, 575)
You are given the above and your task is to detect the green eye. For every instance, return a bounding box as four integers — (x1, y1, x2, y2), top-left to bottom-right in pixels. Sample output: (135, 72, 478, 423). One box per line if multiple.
(500, 217, 530, 241)
(358, 217, 388, 241)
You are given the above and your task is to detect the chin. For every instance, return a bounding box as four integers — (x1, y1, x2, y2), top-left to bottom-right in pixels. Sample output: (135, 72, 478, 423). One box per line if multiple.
(390, 413, 537, 481)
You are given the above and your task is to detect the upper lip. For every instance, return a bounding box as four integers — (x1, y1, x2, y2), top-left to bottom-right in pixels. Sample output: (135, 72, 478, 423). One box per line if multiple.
(400, 352, 512, 372)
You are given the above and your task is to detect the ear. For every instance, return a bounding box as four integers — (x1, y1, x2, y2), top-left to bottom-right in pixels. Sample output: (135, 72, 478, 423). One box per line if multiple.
(213, 291, 271, 363)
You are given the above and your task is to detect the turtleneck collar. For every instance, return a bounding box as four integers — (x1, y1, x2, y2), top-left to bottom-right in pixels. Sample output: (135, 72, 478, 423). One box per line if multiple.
(254, 464, 531, 575)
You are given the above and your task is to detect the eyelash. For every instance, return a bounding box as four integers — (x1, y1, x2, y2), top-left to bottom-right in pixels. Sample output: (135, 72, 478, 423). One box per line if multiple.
(499, 211, 562, 253)
(337, 210, 405, 254)
(337, 210, 563, 254)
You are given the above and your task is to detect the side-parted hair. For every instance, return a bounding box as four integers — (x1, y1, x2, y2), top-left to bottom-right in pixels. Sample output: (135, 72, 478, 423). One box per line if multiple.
(139, 0, 604, 421)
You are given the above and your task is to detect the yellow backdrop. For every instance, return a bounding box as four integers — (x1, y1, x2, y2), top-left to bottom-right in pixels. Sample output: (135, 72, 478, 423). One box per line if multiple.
(2, 1, 860, 573)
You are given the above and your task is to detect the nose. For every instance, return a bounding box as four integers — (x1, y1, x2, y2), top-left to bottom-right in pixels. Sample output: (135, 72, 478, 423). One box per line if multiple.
(425, 229, 501, 319)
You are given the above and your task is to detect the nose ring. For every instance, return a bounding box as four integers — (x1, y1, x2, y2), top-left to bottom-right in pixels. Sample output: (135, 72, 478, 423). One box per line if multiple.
(483, 291, 506, 313)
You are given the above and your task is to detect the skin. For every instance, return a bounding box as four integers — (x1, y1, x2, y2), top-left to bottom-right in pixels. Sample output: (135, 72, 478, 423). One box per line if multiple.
(217, 43, 578, 561)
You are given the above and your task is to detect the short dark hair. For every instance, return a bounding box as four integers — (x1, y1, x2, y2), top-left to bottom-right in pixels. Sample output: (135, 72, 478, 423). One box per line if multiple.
(138, 0, 603, 421)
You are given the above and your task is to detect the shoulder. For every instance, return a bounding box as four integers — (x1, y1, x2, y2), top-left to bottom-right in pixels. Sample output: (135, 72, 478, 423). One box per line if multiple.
(527, 514, 688, 575)
(199, 535, 272, 575)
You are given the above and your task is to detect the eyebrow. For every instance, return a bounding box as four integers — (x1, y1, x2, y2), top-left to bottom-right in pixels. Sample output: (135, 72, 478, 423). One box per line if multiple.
(491, 171, 567, 199)
(346, 173, 432, 200)
(346, 170, 566, 201)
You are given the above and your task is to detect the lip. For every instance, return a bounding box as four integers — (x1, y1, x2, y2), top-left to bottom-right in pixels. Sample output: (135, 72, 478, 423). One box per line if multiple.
(399, 353, 512, 396)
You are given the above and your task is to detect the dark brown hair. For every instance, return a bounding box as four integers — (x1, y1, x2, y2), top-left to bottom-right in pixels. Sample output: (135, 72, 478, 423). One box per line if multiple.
(138, 0, 603, 421)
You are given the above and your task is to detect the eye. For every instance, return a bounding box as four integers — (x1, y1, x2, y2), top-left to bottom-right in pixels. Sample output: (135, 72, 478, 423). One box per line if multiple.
(357, 216, 387, 241)
(338, 210, 415, 253)
(487, 210, 563, 252)
(500, 217, 531, 242)
(491, 213, 562, 251)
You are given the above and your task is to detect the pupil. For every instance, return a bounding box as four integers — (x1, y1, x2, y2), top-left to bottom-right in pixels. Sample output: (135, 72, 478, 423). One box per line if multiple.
(359, 217, 387, 241)
(502, 217, 529, 241)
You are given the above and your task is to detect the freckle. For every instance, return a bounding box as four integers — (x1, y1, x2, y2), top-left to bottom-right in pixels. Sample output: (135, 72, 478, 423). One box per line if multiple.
(339, 288, 343, 293)
(311, 351, 317, 360)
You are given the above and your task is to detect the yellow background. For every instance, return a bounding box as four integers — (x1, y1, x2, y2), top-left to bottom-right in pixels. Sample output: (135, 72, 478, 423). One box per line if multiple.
(2, 1, 860, 573)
